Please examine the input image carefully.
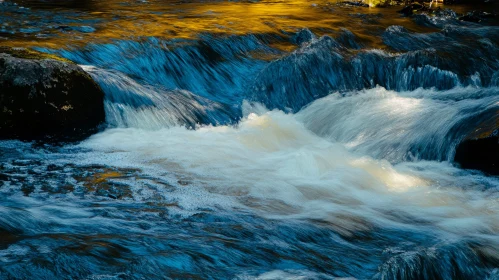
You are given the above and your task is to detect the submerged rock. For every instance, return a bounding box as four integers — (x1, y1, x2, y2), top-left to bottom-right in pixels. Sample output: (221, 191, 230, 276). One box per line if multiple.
(399, 2, 499, 26)
(398, 3, 425, 17)
(454, 114, 499, 175)
(0, 47, 105, 141)
(341, 1, 370, 7)
(291, 29, 316, 46)
(459, 11, 499, 24)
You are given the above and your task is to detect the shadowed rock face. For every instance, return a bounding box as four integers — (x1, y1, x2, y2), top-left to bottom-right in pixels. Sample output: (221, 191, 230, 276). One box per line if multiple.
(454, 112, 499, 175)
(455, 135, 499, 175)
(0, 47, 105, 141)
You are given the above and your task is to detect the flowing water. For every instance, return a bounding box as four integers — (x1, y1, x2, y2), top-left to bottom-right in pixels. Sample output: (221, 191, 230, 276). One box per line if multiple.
(1, 0, 499, 279)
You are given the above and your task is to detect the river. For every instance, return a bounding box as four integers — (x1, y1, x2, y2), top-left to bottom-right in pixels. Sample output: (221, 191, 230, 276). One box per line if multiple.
(1, 0, 499, 279)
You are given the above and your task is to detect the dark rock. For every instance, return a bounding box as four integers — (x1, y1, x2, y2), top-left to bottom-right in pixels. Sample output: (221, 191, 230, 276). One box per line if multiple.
(46, 164, 63, 171)
(341, 1, 370, 7)
(0, 47, 105, 141)
(454, 116, 499, 175)
(459, 11, 499, 24)
(0, 173, 9, 181)
(398, 3, 424, 16)
(433, 8, 457, 19)
(459, 12, 483, 23)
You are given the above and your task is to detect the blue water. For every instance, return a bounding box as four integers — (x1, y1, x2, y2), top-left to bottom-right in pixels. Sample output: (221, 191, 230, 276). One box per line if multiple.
(1, 2, 499, 279)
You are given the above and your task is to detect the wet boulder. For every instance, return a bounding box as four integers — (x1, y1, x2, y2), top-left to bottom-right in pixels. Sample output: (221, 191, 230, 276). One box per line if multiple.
(398, 3, 425, 17)
(459, 11, 499, 25)
(0, 47, 105, 141)
(454, 115, 499, 175)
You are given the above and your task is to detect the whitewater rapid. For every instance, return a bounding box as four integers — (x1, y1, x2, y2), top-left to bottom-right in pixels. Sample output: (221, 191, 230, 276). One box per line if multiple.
(71, 92, 499, 251)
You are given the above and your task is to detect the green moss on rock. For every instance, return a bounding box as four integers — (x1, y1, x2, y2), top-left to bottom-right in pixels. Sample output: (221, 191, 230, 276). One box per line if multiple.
(0, 47, 72, 63)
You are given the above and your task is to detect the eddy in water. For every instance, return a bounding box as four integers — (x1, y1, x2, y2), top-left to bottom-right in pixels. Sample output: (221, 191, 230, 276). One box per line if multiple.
(1, 0, 499, 279)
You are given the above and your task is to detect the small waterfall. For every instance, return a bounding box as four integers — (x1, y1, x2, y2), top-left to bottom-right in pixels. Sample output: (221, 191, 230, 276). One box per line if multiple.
(63, 23, 499, 164)
(249, 25, 499, 112)
(49, 35, 273, 104)
(82, 66, 239, 129)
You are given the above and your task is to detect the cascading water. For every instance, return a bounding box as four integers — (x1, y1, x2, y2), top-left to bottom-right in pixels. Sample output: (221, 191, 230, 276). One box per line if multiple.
(298, 86, 499, 162)
(1, 1, 499, 279)
(82, 66, 239, 129)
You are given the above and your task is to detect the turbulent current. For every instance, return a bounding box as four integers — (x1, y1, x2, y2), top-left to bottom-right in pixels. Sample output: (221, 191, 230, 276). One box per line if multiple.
(1, 1, 499, 279)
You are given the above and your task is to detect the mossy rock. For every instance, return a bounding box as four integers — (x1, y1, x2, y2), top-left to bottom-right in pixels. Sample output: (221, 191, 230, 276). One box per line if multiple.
(0, 47, 72, 63)
(0, 47, 105, 141)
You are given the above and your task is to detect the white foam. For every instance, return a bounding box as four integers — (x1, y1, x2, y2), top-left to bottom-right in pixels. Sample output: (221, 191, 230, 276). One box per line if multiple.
(75, 94, 499, 250)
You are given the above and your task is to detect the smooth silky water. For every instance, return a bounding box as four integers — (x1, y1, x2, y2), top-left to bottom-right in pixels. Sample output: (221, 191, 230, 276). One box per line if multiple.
(1, 0, 499, 279)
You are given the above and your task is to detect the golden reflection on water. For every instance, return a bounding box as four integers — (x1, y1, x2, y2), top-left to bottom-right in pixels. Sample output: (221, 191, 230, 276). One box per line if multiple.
(3, 0, 445, 49)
